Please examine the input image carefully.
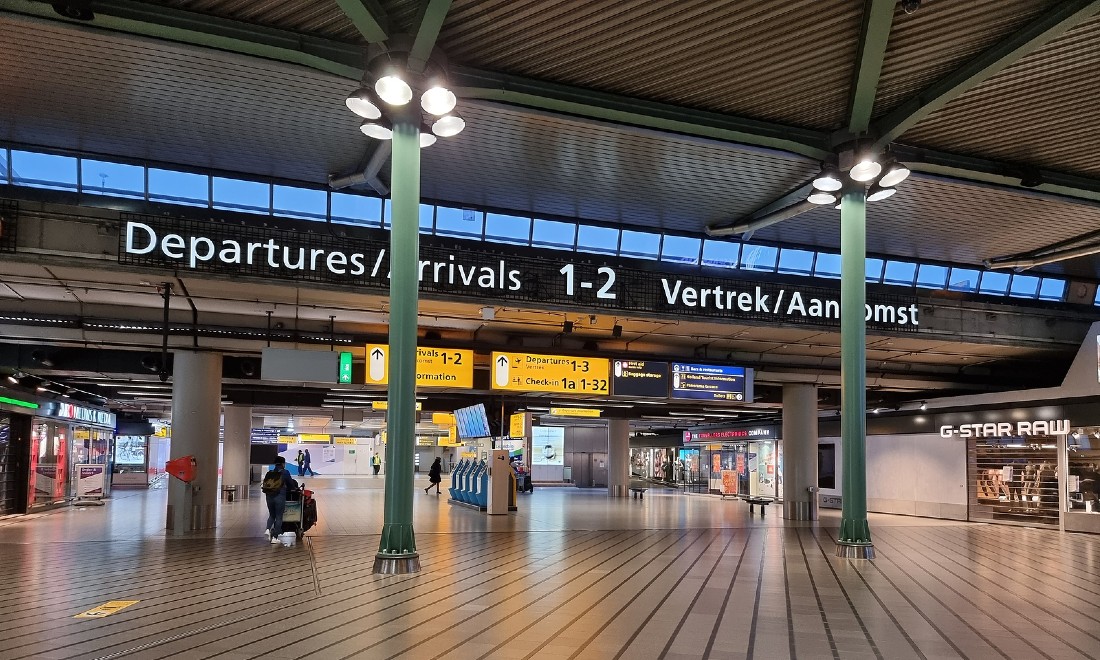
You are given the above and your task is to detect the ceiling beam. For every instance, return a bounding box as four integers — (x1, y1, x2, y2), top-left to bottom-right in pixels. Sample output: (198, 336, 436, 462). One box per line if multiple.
(706, 182, 817, 237)
(0, 0, 364, 78)
(452, 68, 831, 160)
(332, 0, 389, 44)
(408, 0, 453, 72)
(871, 0, 1100, 148)
(845, 0, 896, 136)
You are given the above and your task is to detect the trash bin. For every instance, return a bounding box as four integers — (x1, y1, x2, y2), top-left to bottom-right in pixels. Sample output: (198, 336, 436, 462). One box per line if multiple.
(807, 486, 819, 521)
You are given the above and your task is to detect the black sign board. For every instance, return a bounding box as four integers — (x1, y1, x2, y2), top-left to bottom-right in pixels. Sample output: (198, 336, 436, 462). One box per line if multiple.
(670, 363, 750, 402)
(612, 360, 669, 397)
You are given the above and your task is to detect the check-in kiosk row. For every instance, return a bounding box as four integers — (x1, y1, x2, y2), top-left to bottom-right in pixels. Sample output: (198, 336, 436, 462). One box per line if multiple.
(447, 450, 517, 514)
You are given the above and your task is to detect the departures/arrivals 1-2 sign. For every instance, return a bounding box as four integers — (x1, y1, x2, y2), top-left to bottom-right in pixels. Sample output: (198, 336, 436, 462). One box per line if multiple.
(118, 214, 920, 332)
(492, 352, 610, 394)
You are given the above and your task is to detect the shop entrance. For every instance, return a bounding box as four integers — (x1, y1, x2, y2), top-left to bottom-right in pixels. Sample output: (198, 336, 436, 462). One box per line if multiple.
(968, 438, 1059, 526)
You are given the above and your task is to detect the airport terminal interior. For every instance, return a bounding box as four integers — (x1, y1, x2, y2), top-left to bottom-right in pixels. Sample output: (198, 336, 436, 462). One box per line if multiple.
(4, 0, 1100, 658)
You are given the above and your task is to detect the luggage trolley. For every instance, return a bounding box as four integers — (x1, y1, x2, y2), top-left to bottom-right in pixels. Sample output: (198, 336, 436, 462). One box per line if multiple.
(281, 481, 318, 540)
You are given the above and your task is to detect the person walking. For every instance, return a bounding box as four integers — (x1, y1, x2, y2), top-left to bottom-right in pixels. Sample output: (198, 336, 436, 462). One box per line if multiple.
(424, 457, 442, 494)
(372, 452, 381, 476)
(295, 450, 305, 477)
(262, 456, 296, 544)
(303, 448, 316, 477)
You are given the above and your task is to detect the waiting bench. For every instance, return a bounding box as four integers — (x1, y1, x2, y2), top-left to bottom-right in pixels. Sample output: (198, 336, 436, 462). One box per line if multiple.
(629, 486, 648, 500)
(743, 497, 774, 516)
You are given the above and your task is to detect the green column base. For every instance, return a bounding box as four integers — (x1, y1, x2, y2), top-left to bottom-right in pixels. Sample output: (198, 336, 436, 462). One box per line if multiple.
(836, 517, 874, 559)
(374, 521, 419, 574)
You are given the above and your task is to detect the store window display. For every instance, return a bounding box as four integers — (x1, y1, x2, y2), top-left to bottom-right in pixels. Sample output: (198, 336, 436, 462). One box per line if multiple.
(1068, 431, 1100, 514)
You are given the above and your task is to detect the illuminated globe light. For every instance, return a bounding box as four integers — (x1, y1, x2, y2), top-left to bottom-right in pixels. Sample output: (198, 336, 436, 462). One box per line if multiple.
(431, 113, 465, 137)
(420, 86, 457, 116)
(360, 120, 393, 140)
(375, 75, 413, 105)
(878, 162, 911, 187)
(812, 167, 843, 192)
(344, 88, 381, 119)
(419, 132, 437, 148)
(849, 158, 882, 182)
(807, 190, 838, 205)
(867, 184, 896, 202)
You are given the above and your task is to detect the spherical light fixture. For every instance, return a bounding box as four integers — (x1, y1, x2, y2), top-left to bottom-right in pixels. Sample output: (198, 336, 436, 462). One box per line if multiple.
(867, 183, 896, 201)
(375, 75, 413, 106)
(878, 161, 911, 187)
(420, 86, 457, 116)
(345, 87, 381, 119)
(812, 166, 843, 192)
(419, 132, 437, 148)
(849, 158, 882, 182)
(359, 119, 393, 140)
(431, 113, 465, 137)
(807, 190, 838, 205)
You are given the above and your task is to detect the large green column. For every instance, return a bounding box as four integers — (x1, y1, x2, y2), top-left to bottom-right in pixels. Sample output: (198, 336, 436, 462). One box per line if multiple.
(374, 116, 422, 574)
(836, 186, 875, 560)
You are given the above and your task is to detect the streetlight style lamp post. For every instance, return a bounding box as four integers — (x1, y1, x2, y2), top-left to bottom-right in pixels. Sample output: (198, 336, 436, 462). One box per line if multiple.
(343, 40, 466, 575)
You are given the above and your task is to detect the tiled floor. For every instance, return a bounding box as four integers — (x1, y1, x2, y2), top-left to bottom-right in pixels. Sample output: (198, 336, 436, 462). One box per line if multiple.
(2, 477, 1100, 659)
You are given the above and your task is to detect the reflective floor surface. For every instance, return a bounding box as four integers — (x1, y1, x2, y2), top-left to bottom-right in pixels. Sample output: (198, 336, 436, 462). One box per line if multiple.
(2, 478, 1099, 659)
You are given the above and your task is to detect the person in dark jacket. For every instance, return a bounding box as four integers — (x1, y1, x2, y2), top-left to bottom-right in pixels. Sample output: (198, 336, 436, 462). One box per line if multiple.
(424, 457, 442, 494)
(265, 457, 297, 544)
(303, 449, 316, 476)
(295, 450, 305, 477)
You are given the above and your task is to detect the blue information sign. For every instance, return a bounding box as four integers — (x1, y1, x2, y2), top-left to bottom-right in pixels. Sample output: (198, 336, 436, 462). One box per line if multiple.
(670, 363, 749, 401)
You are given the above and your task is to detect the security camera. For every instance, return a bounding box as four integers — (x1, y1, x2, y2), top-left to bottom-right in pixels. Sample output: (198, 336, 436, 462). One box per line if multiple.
(901, 0, 920, 14)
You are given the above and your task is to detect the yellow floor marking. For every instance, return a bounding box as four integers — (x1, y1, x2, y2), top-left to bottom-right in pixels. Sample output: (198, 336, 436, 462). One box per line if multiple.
(74, 600, 140, 619)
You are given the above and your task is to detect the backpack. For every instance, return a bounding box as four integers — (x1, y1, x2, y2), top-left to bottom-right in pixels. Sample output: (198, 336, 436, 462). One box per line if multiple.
(261, 469, 283, 495)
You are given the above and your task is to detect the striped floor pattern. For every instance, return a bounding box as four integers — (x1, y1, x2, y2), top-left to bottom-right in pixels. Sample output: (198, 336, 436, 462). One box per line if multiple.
(1, 482, 1099, 659)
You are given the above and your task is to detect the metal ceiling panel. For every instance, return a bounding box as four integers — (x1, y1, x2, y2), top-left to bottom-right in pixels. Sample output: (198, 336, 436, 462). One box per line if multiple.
(874, 0, 1062, 119)
(140, 0, 363, 42)
(0, 17, 364, 184)
(438, 0, 862, 130)
(900, 14, 1100, 178)
(421, 102, 819, 232)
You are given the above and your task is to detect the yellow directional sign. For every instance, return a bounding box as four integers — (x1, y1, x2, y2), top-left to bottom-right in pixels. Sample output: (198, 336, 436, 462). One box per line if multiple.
(371, 401, 423, 411)
(333, 436, 356, 444)
(550, 407, 601, 417)
(433, 413, 456, 426)
(509, 412, 527, 438)
(75, 600, 139, 619)
(491, 352, 610, 394)
(365, 344, 473, 388)
(298, 434, 330, 443)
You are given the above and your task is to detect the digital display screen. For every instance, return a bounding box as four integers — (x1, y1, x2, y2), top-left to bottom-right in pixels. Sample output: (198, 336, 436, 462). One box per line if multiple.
(670, 363, 750, 401)
(611, 360, 669, 398)
(114, 436, 146, 465)
(532, 426, 564, 466)
(454, 403, 492, 439)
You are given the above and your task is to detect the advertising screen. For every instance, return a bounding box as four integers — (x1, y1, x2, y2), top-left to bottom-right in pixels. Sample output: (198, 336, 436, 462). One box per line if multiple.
(532, 426, 564, 466)
(454, 403, 492, 439)
(611, 360, 669, 398)
(670, 363, 751, 402)
(114, 436, 146, 466)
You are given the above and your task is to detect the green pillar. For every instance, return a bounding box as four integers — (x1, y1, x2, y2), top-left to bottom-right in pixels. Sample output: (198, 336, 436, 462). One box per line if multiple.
(374, 116, 422, 574)
(836, 186, 875, 560)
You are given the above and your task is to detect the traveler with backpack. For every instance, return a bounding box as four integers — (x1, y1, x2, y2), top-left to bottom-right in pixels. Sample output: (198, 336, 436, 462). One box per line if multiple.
(262, 456, 296, 544)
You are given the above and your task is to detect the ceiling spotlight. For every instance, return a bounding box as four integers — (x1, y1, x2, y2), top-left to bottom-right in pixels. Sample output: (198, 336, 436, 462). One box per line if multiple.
(36, 385, 48, 393)
(849, 158, 882, 182)
(6, 374, 18, 384)
(360, 119, 393, 140)
(419, 131, 437, 148)
(420, 86, 457, 116)
(878, 160, 911, 187)
(375, 74, 413, 106)
(807, 190, 838, 205)
(812, 165, 843, 192)
(867, 183, 896, 202)
(344, 87, 381, 119)
(919, 401, 927, 411)
(872, 407, 880, 414)
(431, 113, 465, 137)
(1019, 167, 1043, 188)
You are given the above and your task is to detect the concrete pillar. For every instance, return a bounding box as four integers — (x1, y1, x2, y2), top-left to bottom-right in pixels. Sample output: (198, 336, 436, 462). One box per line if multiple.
(607, 419, 630, 497)
(221, 405, 252, 500)
(782, 383, 818, 520)
(166, 351, 222, 535)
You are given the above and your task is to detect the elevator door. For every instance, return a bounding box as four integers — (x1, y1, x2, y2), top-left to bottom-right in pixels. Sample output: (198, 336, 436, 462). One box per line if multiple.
(572, 452, 608, 488)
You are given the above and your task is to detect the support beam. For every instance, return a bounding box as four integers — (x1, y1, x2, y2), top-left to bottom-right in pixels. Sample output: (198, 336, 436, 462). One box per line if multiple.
(706, 181, 816, 236)
(0, 0, 363, 79)
(871, 0, 1100, 148)
(333, 0, 389, 43)
(846, 0, 896, 136)
(329, 141, 392, 194)
(408, 0, 453, 72)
